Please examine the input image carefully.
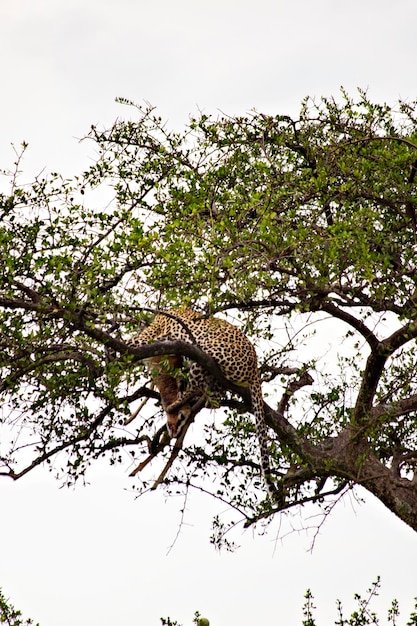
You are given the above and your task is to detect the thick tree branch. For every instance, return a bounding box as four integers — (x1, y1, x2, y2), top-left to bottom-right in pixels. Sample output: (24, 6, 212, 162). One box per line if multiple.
(371, 393, 417, 420)
(315, 300, 379, 350)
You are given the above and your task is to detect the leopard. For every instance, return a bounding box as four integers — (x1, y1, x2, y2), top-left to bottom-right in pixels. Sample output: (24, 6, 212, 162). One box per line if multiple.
(136, 308, 203, 437)
(131, 307, 278, 500)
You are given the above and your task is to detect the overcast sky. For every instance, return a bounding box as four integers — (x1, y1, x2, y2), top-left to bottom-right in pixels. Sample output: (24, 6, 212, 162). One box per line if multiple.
(1, 1, 417, 625)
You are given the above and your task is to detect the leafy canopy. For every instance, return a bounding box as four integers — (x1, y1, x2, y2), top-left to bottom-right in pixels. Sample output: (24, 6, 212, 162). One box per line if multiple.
(1, 89, 417, 540)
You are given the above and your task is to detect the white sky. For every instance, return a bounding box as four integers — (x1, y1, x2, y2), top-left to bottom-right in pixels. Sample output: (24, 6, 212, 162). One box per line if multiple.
(1, 1, 417, 625)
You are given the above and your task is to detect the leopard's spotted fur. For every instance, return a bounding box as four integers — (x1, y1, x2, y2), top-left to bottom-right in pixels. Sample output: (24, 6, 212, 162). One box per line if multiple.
(132, 307, 277, 499)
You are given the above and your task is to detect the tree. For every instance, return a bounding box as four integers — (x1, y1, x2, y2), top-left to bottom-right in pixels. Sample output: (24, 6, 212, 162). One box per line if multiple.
(1, 582, 416, 626)
(0, 588, 38, 626)
(1, 89, 417, 540)
(162, 581, 417, 625)
(301, 579, 417, 626)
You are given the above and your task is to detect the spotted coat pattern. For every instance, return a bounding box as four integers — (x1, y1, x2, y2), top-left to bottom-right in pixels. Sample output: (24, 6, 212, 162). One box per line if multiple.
(131, 307, 277, 499)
